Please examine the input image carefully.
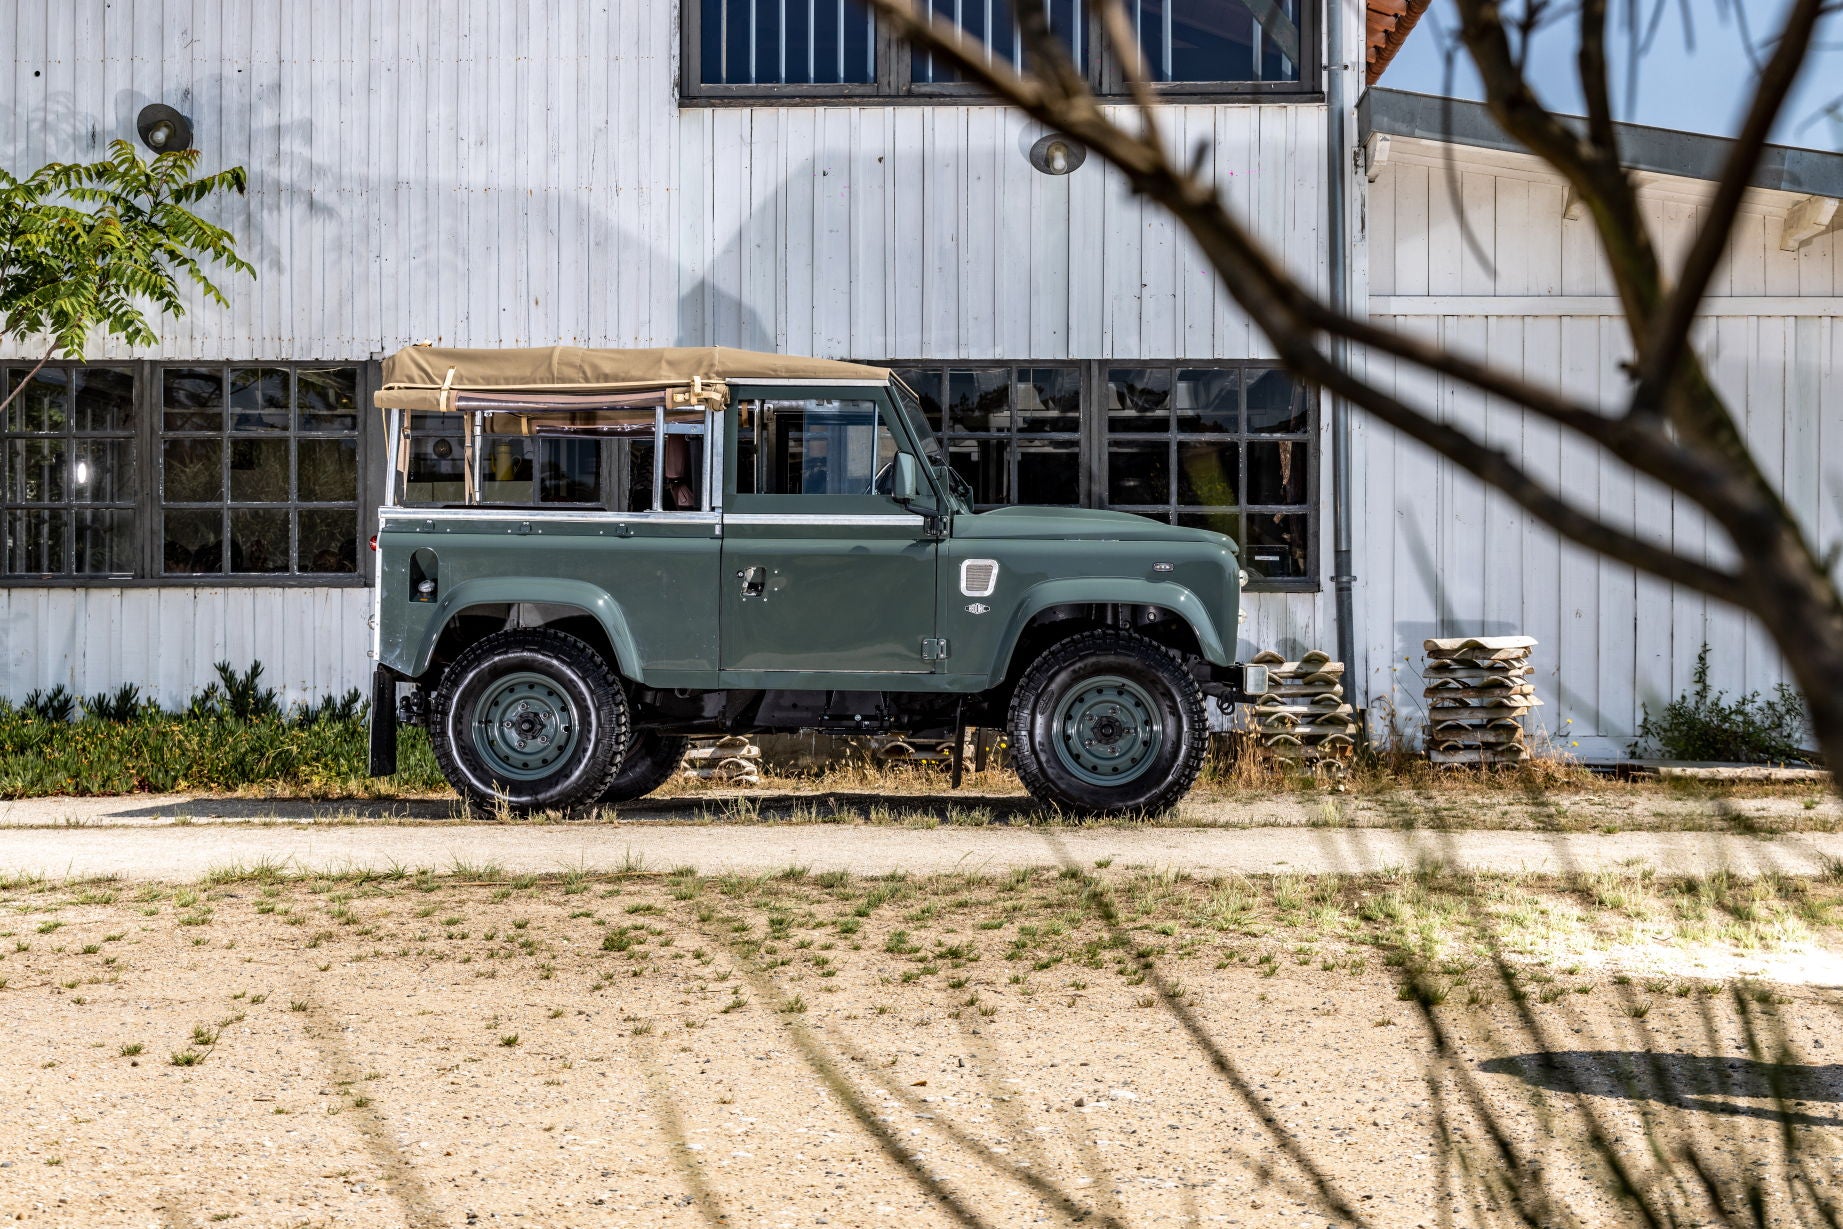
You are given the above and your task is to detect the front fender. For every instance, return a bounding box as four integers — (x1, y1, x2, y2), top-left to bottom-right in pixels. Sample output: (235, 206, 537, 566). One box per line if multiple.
(985, 578, 1234, 686)
(393, 576, 641, 681)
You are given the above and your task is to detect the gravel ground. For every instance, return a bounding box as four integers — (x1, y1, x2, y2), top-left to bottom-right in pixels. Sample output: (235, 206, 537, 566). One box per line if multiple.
(0, 818, 1840, 883)
(0, 869, 1837, 1228)
(3, 786, 1840, 833)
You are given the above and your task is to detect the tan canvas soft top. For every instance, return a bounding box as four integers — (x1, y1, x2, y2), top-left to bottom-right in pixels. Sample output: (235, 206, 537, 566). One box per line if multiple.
(374, 344, 891, 412)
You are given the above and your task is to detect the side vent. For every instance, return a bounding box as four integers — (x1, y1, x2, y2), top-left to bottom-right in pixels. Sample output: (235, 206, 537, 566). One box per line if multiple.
(959, 557, 999, 598)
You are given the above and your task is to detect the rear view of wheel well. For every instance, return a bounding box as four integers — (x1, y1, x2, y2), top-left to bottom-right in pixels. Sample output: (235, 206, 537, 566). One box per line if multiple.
(424, 604, 623, 686)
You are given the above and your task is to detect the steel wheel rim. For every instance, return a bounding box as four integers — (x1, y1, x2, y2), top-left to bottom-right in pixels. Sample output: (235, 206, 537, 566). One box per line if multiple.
(1050, 673, 1163, 788)
(472, 670, 580, 782)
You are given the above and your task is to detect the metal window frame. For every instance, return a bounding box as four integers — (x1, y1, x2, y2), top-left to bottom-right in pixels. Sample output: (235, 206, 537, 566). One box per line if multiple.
(0, 359, 141, 580)
(889, 361, 1086, 511)
(1098, 359, 1317, 589)
(680, 0, 1323, 105)
(0, 359, 377, 589)
(880, 358, 1318, 592)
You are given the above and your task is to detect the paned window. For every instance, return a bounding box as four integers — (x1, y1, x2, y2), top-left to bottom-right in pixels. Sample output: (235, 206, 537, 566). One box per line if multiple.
(911, 0, 1088, 86)
(737, 400, 897, 496)
(159, 366, 362, 576)
(1130, 0, 1302, 84)
(894, 367, 1081, 509)
(696, 0, 878, 89)
(684, 0, 1314, 99)
(1, 365, 137, 577)
(1105, 364, 1311, 580)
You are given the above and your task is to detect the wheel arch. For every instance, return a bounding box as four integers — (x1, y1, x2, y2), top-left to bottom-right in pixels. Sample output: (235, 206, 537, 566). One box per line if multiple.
(984, 579, 1230, 689)
(399, 577, 642, 683)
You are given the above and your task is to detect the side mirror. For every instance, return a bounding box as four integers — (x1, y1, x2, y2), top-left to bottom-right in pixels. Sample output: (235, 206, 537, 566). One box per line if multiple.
(891, 452, 920, 503)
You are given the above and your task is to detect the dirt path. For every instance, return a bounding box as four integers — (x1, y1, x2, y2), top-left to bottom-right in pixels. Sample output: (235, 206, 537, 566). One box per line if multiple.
(0, 816, 1840, 882)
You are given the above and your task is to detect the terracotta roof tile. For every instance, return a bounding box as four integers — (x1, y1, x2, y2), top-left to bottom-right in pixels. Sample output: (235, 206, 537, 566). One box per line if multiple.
(1368, 0, 1430, 84)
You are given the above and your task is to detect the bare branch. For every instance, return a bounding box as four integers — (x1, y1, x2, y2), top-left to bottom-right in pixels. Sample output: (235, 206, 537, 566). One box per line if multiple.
(1630, 0, 1831, 424)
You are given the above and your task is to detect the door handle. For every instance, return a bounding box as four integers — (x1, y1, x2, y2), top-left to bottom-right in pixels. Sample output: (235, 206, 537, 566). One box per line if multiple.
(737, 565, 766, 597)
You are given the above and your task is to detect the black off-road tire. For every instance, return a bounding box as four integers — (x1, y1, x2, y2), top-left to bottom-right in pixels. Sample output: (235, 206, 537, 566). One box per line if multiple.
(1006, 630, 1207, 817)
(429, 628, 629, 816)
(598, 732, 691, 805)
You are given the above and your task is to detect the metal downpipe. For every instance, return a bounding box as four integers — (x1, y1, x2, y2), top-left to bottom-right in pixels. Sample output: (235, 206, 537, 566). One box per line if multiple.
(1326, 0, 1358, 697)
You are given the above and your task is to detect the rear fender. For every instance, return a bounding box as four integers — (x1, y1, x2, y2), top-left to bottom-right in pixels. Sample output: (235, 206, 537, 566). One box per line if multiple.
(394, 576, 641, 681)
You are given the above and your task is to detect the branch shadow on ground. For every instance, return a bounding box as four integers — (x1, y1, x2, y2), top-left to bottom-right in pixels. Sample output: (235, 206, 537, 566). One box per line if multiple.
(1481, 1051, 1843, 1128)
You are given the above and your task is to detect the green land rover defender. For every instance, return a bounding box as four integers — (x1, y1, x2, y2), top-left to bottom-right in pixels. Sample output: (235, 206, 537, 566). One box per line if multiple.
(367, 345, 1262, 816)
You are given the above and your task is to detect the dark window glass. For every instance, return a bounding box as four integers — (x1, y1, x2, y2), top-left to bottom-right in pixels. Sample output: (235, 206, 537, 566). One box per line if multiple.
(229, 438, 289, 502)
(700, 0, 875, 85)
(1016, 368, 1081, 434)
(298, 368, 359, 432)
(1106, 368, 1171, 433)
(298, 509, 359, 574)
(1, 365, 138, 577)
(1107, 440, 1169, 505)
(1176, 440, 1238, 506)
(913, 0, 1087, 85)
(1244, 510, 1310, 578)
(164, 439, 223, 503)
(1105, 362, 1313, 585)
(946, 369, 1010, 433)
(1246, 439, 1306, 504)
(163, 509, 223, 574)
(1133, 0, 1300, 83)
(1174, 368, 1239, 433)
(160, 363, 361, 576)
(162, 368, 223, 432)
(229, 508, 289, 573)
(229, 367, 290, 432)
(949, 439, 1009, 505)
(1246, 367, 1308, 432)
(299, 438, 358, 503)
(1016, 438, 1080, 504)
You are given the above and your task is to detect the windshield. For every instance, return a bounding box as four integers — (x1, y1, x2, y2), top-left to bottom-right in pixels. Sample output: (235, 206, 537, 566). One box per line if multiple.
(892, 377, 970, 513)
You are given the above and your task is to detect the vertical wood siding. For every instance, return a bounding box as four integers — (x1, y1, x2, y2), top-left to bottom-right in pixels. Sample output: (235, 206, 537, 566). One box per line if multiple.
(1, 0, 1341, 702)
(1359, 146, 1843, 757)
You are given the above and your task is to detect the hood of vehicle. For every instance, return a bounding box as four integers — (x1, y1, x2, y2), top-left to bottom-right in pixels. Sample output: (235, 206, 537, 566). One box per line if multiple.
(952, 506, 1236, 550)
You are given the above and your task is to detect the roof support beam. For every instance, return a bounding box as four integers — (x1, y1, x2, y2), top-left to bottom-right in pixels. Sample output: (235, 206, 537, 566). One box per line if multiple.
(1781, 194, 1840, 251)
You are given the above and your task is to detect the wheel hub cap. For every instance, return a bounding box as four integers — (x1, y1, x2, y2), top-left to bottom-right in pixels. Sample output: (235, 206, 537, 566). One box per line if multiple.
(473, 672, 580, 782)
(1051, 674, 1163, 788)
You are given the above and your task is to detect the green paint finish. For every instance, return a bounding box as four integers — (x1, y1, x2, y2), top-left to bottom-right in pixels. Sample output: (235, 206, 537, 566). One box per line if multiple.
(376, 380, 1244, 697)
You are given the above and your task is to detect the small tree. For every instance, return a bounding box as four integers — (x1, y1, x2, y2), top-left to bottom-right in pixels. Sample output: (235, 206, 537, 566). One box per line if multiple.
(0, 139, 252, 414)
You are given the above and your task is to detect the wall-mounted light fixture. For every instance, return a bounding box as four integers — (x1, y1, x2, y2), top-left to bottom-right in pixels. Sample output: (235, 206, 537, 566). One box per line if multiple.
(136, 104, 193, 153)
(1027, 132, 1087, 176)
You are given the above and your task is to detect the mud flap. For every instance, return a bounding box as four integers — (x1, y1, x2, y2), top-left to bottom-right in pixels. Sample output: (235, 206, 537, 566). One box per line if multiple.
(368, 666, 399, 777)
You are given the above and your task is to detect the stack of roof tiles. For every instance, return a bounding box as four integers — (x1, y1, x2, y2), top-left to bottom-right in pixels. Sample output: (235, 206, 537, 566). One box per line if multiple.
(681, 735, 761, 785)
(1249, 649, 1356, 765)
(1423, 636, 1540, 766)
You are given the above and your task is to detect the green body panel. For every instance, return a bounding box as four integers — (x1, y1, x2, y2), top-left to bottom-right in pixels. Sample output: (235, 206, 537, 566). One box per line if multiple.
(940, 508, 1239, 686)
(376, 515, 722, 688)
(375, 381, 1243, 696)
(719, 505, 939, 679)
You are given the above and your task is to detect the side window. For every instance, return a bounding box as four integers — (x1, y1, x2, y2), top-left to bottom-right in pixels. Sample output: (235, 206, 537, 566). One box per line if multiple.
(397, 408, 708, 512)
(737, 399, 896, 497)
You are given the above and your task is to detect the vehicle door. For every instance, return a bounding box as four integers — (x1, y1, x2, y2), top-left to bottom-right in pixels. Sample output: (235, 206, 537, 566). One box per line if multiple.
(720, 387, 939, 678)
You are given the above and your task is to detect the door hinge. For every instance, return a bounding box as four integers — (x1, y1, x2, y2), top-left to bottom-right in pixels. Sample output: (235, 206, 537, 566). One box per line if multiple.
(921, 637, 950, 662)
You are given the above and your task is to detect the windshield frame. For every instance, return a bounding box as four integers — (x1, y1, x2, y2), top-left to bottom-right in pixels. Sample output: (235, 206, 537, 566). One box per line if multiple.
(890, 375, 970, 514)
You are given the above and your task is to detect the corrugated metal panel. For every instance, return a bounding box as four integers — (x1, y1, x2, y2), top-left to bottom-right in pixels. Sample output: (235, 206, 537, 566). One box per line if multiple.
(1359, 143, 1843, 755)
(4, 0, 1329, 363)
(0, 586, 373, 708)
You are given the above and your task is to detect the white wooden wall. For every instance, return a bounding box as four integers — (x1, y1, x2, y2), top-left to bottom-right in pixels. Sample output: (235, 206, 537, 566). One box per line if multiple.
(0, 586, 371, 710)
(1359, 139, 1843, 757)
(0, 0, 1348, 703)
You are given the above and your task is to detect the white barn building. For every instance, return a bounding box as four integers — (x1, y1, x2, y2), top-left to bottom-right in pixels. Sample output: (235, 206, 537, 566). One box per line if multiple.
(2, 1, 1839, 760)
